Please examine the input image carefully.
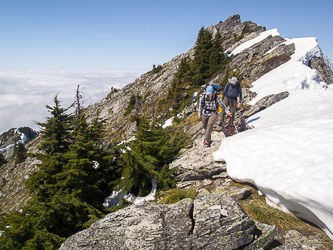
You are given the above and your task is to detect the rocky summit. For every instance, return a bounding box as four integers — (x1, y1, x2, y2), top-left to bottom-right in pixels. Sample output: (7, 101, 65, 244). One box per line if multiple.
(1, 14, 333, 249)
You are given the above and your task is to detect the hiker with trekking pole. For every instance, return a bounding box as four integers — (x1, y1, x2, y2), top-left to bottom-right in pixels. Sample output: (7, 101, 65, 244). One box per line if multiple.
(220, 77, 243, 131)
(198, 84, 232, 147)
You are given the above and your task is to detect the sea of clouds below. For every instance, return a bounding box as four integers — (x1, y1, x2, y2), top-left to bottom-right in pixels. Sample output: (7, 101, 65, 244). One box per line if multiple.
(0, 69, 145, 134)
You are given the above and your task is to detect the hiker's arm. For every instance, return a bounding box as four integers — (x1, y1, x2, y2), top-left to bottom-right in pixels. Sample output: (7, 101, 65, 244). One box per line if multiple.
(198, 97, 203, 120)
(217, 96, 231, 116)
(222, 84, 227, 100)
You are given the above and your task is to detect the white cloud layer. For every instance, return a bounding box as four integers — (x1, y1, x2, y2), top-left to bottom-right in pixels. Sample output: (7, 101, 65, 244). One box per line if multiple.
(0, 69, 144, 134)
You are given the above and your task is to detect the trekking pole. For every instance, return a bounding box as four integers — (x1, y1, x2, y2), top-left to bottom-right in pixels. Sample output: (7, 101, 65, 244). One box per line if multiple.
(231, 115, 238, 134)
(234, 119, 238, 134)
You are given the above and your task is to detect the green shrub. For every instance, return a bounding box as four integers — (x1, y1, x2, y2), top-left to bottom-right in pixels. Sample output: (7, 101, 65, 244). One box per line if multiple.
(152, 64, 163, 74)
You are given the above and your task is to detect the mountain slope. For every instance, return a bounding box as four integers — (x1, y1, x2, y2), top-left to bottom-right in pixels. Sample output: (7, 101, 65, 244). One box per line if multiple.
(1, 14, 333, 247)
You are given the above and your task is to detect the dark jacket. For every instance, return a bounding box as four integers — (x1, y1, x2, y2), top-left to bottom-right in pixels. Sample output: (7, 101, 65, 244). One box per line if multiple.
(222, 82, 243, 103)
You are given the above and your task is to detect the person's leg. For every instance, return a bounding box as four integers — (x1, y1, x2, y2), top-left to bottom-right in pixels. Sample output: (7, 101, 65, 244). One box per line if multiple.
(204, 113, 217, 142)
(229, 100, 237, 123)
(219, 98, 230, 125)
(202, 115, 209, 131)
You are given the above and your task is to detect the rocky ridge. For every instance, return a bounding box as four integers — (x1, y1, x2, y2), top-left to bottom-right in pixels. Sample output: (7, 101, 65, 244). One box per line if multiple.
(1, 14, 333, 248)
(84, 14, 269, 143)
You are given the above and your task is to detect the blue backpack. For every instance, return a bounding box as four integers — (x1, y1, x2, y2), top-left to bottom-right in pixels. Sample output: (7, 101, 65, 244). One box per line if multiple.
(201, 83, 222, 111)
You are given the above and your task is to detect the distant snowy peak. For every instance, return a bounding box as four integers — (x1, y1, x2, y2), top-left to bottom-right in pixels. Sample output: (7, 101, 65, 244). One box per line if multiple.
(0, 130, 27, 154)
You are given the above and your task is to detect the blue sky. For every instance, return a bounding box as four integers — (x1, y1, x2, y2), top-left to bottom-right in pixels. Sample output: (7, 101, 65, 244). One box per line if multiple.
(1, 0, 333, 71)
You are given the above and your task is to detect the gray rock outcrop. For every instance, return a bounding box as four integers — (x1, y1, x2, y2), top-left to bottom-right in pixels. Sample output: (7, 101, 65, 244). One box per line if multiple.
(243, 91, 289, 119)
(308, 56, 333, 84)
(274, 230, 323, 249)
(209, 14, 266, 51)
(60, 189, 276, 250)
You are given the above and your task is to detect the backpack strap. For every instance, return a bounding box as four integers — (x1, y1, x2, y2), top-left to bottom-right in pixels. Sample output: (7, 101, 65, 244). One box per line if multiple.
(222, 83, 230, 100)
(225, 82, 231, 95)
(201, 92, 219, 112)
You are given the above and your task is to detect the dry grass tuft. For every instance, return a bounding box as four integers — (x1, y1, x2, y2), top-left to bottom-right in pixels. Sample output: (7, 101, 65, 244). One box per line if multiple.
(158, 188, 198, 205)
(232, 181, 333, 248)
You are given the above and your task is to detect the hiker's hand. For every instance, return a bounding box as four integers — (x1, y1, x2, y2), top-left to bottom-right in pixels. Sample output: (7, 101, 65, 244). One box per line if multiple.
(198, 116, 202, 121)
(228, 112, 232, 117)
(237, 103, 241, 109)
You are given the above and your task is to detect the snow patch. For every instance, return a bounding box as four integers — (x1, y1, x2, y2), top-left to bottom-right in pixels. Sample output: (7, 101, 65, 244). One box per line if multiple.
(230, 28, 280, 56)
(213, 35, 333, 239)
(162, 117, 173, 128)
(103, 178, 157, 208)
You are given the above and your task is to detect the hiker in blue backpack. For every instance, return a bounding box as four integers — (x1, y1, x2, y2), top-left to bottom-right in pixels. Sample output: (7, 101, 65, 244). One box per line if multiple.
(220, 76, 243, 126)
(198, 84, 232, 147)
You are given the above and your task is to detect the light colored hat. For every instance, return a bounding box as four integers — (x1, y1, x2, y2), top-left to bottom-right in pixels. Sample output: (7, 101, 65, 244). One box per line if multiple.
(206, 85, 213, 95)
(229, 77, 238, 84)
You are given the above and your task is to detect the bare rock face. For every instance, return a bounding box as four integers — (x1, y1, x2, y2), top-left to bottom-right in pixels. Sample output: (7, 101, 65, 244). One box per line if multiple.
(192, 189, 256, 249)
(308, 56, 333, 84)
(170, 135, 224, 171)
(0, 137, 41, 212)
(274, 230, 323, 250)
(0, 128, 23, 159)
(59, 189, 276, 250)
(209, 14, 266, 51)
(60, 198, 194, 250)
(243, 221, 277, 250)
(230, 36, 295, 83)
(243, 91, 289, 119)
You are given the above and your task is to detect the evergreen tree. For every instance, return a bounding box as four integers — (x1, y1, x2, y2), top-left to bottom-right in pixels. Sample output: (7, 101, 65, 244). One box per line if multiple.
(117, 115, 190, 196)
(0, 94, 117, 249)
(26, 95, 73, 197)
(57, 110, 105, 208)
(209, 32, 225, 75)
(35, 95, 73, 154)
(167, 57, 192, 111)
(124, 94, 142, 116)
(14, 142, 27, 165)
(192, 27, 213, 84)
(0, 153, 6, 167)
(221, 66, 230, 89)
(0, 95, 74, 249)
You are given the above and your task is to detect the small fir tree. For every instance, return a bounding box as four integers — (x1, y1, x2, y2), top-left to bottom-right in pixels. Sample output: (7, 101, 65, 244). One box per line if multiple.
(209, 32, 225, 75)
(116, 115, 190, 196)
(0, 153, 6, 167)
(14, 142, 27, 165)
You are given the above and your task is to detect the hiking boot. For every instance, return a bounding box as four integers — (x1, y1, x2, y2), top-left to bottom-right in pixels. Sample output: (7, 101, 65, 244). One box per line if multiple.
(203, 141, 211, 147)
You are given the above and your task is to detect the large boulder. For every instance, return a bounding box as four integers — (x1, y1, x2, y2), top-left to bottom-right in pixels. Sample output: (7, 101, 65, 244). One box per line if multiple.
(60, 198, 194, 250)
(192, 189, 256, 249)
(59, 189, 276, 250)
